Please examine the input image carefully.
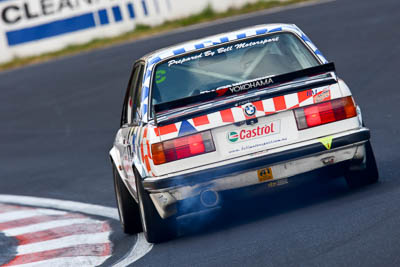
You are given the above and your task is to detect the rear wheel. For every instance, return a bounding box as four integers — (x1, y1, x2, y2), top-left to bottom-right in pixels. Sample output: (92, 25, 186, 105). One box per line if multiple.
(113, 166, 142, 234)
(136, 170, 177, 243)
(345, 140, 379, 189)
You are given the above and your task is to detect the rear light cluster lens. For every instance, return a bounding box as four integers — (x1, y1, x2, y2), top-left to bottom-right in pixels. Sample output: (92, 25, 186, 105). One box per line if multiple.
(151, 131, 216, 165)
(294, 96, 357, 130)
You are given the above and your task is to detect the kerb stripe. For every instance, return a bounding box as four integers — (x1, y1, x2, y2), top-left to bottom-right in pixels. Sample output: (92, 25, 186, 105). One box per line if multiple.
(16, 222, 110, 246)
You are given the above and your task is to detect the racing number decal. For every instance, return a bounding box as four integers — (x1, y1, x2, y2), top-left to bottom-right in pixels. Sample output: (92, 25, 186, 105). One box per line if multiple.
(258, 167, 274, 182)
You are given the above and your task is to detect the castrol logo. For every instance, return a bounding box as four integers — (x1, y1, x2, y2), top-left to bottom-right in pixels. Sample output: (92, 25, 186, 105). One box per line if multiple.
(227, 120, 280, 143)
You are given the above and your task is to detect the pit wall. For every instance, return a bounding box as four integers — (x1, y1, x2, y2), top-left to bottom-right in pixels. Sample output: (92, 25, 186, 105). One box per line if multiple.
(0, 0, 259, 64)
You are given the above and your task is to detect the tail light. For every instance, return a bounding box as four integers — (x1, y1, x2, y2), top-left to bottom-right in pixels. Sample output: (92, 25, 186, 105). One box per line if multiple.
(294, 96, 357, 130)
(151, 131, 215, 165)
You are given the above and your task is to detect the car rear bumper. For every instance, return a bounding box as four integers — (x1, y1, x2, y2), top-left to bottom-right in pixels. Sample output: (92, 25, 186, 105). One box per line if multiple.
(144, 127, 370, 218)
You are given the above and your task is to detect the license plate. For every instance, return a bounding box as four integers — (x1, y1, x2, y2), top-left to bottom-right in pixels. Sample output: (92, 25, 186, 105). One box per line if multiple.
(257, 167, 273, 182)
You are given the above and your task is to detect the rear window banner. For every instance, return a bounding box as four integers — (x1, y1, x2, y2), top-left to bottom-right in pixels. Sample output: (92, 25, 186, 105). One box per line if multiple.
(167, 36, 280, 67)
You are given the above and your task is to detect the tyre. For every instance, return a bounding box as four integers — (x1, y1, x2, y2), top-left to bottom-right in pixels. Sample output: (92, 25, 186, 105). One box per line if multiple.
(345, 140, 379, 189)
(113, 165, 142, 234)
(136, 170, 177, 243)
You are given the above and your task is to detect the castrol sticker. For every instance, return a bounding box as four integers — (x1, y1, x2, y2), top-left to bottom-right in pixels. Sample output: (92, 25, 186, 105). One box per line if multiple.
(227, 120, 280, 143)
(222, 117, 297, 156)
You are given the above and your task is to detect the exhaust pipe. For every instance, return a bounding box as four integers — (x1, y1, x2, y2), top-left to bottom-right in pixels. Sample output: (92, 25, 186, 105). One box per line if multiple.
(200, 189, 219, 208)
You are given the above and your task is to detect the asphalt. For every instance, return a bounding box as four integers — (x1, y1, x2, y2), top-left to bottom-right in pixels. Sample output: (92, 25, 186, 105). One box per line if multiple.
(1, 0, 400, 266)
(0, 232, 17, 265)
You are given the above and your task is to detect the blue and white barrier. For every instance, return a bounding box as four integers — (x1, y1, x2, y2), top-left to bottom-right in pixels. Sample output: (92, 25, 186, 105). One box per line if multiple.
(0, 0, 258, 64)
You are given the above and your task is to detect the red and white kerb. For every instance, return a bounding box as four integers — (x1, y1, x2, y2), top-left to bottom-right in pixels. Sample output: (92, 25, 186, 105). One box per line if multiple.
(0, 203, 112, 266)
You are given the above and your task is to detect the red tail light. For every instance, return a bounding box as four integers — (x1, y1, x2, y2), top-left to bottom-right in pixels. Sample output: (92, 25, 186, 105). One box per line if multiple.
(151, 131, 215, 165)
(294, 96, 357, 130)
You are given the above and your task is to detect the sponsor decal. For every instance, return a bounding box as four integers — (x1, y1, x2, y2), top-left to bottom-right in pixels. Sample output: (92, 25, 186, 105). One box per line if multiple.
(236, 97, 260, 106)
(314, 89, 331, 103)
(168, 53, 204, 67)
(0, 0, 100, 25)
(155, 69, 167, 84)
(243, 103, 256, 116)
(200, 76, 274, 96)
(227, 137, 288, 154)
(234, 36, 279, 49)
(227, 131, 239, 143)
(228, 77, 274, 93)
(319, 136, 333, 150)
(167, 36, 280, 67)
(226, 120, 280, 143)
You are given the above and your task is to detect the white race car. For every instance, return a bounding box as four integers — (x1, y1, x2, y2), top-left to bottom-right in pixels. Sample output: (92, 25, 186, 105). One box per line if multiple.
(110, 23, 379, 243)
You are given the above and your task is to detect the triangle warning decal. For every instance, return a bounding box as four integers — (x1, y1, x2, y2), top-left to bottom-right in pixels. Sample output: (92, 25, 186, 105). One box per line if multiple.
(319, 136, 333, 150)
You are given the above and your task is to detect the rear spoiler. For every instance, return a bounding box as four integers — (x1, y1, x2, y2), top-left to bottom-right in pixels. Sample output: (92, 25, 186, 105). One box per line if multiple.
(154, 62, 336, 125)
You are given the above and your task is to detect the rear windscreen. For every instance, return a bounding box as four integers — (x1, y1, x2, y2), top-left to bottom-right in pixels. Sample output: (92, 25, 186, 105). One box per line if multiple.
(151, 32, 319, 106)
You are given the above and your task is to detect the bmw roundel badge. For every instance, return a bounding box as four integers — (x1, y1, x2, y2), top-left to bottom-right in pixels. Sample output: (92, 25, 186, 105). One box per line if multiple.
(243, 103, 256, 116)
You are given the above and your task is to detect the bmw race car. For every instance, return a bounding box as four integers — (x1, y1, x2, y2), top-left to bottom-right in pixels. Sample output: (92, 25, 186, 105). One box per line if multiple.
(110, 23, 379, 243)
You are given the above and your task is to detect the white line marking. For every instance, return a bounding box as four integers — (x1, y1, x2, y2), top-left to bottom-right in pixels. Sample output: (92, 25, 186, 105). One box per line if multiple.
(10, 256, 110, 267)
(17, 231, 111, 255)
(0, 209, 66, 223)
(3, 218, 97, 236)
(0, 195, 118, 220)
(112, 233, 153, 267)
(0, 194, 153, 265)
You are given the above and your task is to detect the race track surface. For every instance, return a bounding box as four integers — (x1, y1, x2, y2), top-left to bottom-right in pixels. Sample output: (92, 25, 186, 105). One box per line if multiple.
(1, 0, 400, 266)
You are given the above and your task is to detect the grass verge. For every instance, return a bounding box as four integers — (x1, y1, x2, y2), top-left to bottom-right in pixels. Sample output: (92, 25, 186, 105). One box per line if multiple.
(0, 0, 315, 71)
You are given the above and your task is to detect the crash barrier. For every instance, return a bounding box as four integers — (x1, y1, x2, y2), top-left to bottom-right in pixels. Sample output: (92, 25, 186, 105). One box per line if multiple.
(0, 0, 259, 64)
